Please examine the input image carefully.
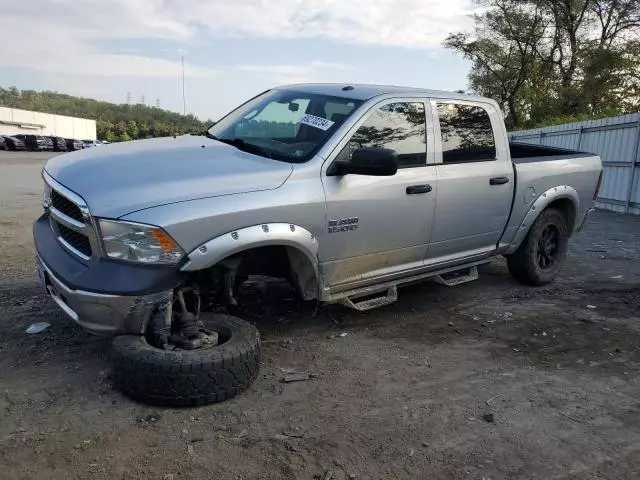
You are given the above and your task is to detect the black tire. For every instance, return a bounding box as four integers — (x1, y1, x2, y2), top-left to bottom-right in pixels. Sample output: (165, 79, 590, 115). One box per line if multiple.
(506, 208, 568, 286)
(112, 314, 261, 406)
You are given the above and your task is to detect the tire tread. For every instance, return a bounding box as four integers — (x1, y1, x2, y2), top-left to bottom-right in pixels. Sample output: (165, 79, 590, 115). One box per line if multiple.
(111, 314, 261, 407)
(507, 208, 568, 286)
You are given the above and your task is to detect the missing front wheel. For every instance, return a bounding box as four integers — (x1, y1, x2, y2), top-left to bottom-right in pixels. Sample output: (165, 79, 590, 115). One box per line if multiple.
(148, 287, 218, 350)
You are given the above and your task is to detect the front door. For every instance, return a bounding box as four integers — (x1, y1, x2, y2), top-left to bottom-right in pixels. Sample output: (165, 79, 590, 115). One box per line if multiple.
(425, 100, 514, 266)
(320, 99, 437, 290)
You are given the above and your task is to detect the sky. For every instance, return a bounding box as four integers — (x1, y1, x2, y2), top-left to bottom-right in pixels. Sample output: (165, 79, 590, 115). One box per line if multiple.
(0, 0, 475, 121)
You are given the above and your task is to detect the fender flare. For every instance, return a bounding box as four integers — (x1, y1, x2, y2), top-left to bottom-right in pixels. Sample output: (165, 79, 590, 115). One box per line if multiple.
(504, 185, 579, 255)
(180, 223, 319, 273)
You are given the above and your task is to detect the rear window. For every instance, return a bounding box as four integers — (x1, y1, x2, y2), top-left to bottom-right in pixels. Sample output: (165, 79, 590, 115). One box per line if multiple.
(436, 103, 496, 163)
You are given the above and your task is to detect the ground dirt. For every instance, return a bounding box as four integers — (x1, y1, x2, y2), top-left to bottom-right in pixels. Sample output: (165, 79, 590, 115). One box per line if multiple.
(1, 151, 640, 480)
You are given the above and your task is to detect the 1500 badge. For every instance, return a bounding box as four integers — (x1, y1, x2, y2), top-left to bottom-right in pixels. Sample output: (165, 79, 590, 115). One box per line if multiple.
(328, 217, 359, 233)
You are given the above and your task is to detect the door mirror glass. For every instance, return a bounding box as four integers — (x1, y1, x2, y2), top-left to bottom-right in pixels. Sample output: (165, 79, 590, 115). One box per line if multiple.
(328, 147, 398, 176)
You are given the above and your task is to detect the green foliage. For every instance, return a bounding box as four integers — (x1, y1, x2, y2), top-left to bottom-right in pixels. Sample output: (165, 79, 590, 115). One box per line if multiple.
(445, 0, 640, 130)
(0, 86, 212, 141)
(510, 109, 623, 131)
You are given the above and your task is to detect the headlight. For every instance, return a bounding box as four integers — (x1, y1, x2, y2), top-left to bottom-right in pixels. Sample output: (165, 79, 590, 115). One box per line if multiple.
(42, 181, 51, 210)
(98, 219, 184, 265)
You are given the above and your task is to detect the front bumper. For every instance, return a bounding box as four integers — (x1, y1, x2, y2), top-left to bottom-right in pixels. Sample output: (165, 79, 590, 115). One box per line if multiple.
(34, 214, 182, 335)
(37, 258, 171, 334)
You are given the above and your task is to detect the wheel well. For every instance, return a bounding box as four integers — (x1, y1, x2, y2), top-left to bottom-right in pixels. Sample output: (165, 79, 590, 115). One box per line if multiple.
(185, 245, 319, 304)
(546, 198, 577, 235)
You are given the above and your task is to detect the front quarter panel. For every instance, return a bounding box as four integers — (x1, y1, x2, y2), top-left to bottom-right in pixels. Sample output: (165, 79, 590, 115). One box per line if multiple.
(119, 160, 327, 258)
(181, 223, 318, 272)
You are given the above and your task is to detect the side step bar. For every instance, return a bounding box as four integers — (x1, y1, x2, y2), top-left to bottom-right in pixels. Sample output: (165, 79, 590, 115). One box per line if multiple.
(336, 266, 481, 311)
(432, 266, 479, 287)
(339, 286, 398, 312)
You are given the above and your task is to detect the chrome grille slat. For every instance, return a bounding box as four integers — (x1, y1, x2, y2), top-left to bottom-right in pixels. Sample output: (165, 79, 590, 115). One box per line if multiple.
(50, 189, 83, 222)
(49, 207, 85, 231)
(43, 172, 97, 261)
(56, 222, 92, 258)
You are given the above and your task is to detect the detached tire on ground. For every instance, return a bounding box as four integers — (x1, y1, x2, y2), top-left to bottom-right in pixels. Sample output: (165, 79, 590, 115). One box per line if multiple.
(112, 314, 261, 407)
(506, 207, 569, 286)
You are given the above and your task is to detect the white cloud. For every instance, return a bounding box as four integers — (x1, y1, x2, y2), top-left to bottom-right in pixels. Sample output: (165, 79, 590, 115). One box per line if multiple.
(0, 4, 210, 78)
(236, 61, 353, 84)
(187, 0, 474, 47)
(0, 0, 474, 117)
(1, 0, 473, 77)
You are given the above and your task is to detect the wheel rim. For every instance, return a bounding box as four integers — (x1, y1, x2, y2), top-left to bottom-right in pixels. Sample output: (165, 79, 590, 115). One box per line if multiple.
(536, 225, 560, 270)
(146, 314, 234, 351)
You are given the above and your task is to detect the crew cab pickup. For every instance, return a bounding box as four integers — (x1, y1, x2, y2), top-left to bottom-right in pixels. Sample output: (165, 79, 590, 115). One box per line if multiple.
(33, 84, 602, 405)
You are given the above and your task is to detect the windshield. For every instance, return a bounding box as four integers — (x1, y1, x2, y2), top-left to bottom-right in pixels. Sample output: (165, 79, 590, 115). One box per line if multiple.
(208, 89, 362, 162)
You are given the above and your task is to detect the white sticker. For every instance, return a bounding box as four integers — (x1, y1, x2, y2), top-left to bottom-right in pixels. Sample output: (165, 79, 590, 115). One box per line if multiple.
(299, 114, 335, 131)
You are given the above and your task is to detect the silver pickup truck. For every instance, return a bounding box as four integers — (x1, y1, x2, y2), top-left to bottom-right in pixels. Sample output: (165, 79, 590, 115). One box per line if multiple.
(34, 84, 602, 405)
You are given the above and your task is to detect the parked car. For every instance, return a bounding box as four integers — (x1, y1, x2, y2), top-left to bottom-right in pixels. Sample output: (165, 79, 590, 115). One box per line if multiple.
(0, 136, 5, 150)
(49, 136, 67, 152)
(65, 138, 84, 151)
(43, 136, 54, 151)
(82, 140, 101, 148)
(2, 136, 27, 151)
(13, 134, 48, 151)
(34, 84, 603, 407)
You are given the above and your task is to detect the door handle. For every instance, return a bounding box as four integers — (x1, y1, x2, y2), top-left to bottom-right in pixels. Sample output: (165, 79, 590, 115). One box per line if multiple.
(406, 184, 432, 195)
(490, 176, 510, 185)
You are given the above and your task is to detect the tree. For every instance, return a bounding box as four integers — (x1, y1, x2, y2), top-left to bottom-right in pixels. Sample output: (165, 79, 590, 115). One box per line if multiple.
(126, 120, 139, 140)
(97, 119, 113, 140)
(445, 0, 640, 129)
(444, 0, 548, 127)
(138, 121, 149, 139)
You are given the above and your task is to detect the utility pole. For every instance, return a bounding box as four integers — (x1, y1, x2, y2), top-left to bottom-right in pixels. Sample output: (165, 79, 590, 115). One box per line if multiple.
(126, 92, 131, 105)
(141, 94, 145, 105)
(181, 55, 186, 115)
(156, 98, 160, 108)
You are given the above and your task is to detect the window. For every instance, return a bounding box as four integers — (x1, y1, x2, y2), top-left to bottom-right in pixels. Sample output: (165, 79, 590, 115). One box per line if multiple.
(209, 89, 362, 163)
(437, 103, 496, 163)
(236, 98, 311, 139)
(343, 102, 426, 168)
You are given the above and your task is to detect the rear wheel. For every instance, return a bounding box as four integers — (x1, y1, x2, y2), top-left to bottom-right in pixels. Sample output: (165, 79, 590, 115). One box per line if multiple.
(112, 313, 261, 406)
(506, 208, 568, 286)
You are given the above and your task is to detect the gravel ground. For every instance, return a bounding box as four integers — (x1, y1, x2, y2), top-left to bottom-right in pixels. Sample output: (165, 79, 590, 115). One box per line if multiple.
(1, 150, 640, 480)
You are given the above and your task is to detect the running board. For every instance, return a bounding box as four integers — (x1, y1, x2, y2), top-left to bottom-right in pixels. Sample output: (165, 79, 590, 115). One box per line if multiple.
(432, 266, 479, 287)
(339, 286, 398, 311)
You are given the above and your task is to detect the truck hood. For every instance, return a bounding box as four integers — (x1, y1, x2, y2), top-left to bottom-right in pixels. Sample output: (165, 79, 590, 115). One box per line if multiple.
(44, 135, 293, 218)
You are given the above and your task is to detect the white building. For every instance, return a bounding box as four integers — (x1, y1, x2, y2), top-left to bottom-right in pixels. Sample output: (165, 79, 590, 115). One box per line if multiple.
(0, 107, 96, 140)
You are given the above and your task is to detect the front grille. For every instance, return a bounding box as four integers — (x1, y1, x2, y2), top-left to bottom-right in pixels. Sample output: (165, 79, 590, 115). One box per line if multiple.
(56, 222, 92, 257)
(51, 189, 83, 222)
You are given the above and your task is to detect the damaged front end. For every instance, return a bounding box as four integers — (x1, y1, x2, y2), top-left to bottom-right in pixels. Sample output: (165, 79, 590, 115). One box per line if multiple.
(148, 287, 220, 350)
(37, 256, 174, 335)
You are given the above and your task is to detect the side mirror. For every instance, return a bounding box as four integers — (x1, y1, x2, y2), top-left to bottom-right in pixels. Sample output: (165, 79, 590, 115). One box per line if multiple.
(328, 147, 398, 176)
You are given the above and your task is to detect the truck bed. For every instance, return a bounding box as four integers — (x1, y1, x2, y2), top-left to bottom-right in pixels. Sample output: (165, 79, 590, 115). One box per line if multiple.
(509, 141, 595, 163)
(500, 143, 602, 248)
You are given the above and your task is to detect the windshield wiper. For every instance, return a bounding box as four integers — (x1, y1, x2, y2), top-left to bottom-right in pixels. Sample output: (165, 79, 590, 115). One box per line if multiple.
(214, 137, 272, 159)
(203, 131, 218, 140)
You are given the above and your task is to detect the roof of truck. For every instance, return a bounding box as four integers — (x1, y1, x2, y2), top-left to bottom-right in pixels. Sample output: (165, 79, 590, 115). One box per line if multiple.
(279, 83, 494, 103)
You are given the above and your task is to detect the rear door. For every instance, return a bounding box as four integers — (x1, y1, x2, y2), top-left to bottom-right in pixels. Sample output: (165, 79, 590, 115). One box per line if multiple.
(320, 98, 437, 290)
(425, 100, 513, 266)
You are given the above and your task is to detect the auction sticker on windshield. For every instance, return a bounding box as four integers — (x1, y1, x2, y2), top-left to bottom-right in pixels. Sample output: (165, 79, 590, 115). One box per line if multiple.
(299, 114, 335, 131)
